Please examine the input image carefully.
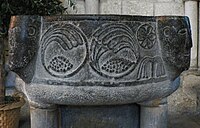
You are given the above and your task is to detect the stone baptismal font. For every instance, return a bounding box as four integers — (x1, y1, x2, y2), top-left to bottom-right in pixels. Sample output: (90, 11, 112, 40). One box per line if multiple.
(8, 15, 192, 128)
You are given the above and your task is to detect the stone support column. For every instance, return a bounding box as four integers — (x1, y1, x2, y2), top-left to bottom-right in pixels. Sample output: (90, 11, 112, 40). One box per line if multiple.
(85, 0, 99, 14)
(0, 37, 5, 103)
(30, 104, 58, 128)
(184, 0, 198, 70)
(139, 99, 168, 128)
(199, 1, 200, 71)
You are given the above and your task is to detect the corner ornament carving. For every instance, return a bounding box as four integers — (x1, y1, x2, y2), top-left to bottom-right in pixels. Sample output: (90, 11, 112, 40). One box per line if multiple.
(9, 16, 40, 71)
(158, 18, 192, 73)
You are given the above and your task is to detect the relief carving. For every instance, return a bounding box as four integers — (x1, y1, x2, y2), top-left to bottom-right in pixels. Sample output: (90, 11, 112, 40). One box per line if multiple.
(90, 23, 139, 78)
(137, 56, 166, 80)
(158, 18, 192, 72)
(9, 16, 40, 71)
(137, 24, 156, 49)
(41, 23, 88, 78)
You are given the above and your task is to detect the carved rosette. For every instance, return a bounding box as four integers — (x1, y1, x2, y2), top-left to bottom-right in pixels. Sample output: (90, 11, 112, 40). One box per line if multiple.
(90, 23, 139, 78)
(40, 23, 88, 78)
(137, 24, 156, 49)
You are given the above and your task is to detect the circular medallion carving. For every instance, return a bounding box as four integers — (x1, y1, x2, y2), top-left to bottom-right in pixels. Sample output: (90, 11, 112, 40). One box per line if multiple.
(41, 23, 87, 78)
(90, 23, 139, 78)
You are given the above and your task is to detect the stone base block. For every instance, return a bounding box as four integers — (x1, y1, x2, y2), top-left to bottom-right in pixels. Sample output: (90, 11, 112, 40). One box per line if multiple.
(59, 104, 139, 128)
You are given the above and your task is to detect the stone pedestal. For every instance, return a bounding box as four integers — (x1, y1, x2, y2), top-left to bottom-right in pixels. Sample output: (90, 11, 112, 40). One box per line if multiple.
(30, 105, 58, 128)
(141, 105, 168, 128)
(140, 99, 168, 128)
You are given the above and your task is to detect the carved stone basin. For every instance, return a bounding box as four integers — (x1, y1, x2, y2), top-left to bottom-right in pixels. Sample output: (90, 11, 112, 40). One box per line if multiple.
(8, 15, 192, 128)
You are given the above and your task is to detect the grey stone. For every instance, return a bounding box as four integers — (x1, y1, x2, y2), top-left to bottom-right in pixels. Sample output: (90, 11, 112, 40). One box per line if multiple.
(85, 0, 99, 14)
(168, 72, 200, 116)
(60, 104, 139, 128)
(100, 0, 122, 14)
(141, 104, 168, 128)
(76, 0, 85, 14)
(122, 1, 154, 16)
(154, 3, 184, 16)
(8, 15, 192, 128)
(30, 105, 58, 128)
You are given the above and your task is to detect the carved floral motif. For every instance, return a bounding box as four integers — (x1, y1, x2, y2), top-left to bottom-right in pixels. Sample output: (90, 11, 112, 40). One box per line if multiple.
(137, 24, 156, 49)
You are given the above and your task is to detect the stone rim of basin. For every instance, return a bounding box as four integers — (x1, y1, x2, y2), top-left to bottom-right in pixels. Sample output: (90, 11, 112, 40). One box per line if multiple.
(20, 78, 177, 106)
(9, 15, 192, 105)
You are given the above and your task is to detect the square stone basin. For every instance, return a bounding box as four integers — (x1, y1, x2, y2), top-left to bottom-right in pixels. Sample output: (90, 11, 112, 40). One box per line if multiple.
(8, 15, 192, 106)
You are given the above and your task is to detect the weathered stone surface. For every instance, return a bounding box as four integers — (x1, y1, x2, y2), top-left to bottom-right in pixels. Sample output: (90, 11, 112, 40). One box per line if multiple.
(60, 104, 139, 128)
(184, 1, 198, 69)
(168, 72, 200, 116)
(30, 106, 58, 128)
(157, 16, 192, 80)
(100, 0, 122, 14)
(8, 15, 192, 128)
(141, 104, 168, 128)
(154, 3, 184, 16)
(157, 0, 174, 2)
(122, 1, 153, 16)
(8, 15, 192, 105)
(85, 0, 99, 14)
(76, 0, 85, 14)
(174, 0, 184, 3)
(9, 16, 40, 83)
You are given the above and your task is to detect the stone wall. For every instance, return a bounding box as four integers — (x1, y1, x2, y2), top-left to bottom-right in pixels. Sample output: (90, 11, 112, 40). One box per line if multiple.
(75, 0, 184, 15)
(100, 0, 184, 16)
(71, 0, 200, 116)
(168, 72, 200, 116)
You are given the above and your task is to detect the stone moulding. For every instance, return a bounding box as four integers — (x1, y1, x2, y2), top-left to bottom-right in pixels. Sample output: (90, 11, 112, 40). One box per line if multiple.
(8, 15, 192, 105)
